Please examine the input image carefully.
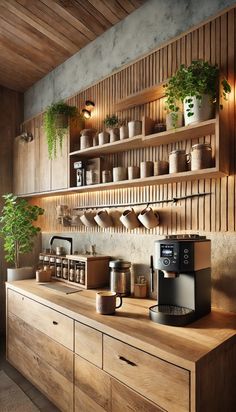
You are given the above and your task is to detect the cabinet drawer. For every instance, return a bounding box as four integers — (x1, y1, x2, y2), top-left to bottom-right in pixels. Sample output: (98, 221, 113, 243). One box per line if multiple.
(8, 334, 73, 412)
(8, 289, 73, 350)
(75, 321, 102, 368)
(103, 335, 190, 412)
(75, 354, 111, 411)
(8, 312, 73, 382)
(111, 379, 165, 412)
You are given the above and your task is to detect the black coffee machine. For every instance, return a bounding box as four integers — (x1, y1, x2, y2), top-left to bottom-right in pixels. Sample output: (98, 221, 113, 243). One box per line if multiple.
(149, 235, 211, 326)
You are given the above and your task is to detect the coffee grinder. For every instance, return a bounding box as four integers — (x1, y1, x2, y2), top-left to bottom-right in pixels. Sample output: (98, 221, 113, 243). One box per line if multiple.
(149, 235, 211, 326)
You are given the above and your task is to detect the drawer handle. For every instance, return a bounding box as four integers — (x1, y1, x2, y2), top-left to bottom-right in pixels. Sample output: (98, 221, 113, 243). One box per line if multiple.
(52, 321, 58, 325)
(118, 356, 137, 367)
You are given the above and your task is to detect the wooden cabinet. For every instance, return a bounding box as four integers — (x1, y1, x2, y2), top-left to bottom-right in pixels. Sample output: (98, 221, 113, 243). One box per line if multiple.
(13, 136, 36, 195)
(75, 354, 110, 411)
(13, 126, 69, 196)
(111, 379, 165, 412)
(7, 288, 73, 350)
(6, 281, 236, 412)
(75, 321, 103, 368)
(104, 335, 189, 412)
(7, 293, 73, 412)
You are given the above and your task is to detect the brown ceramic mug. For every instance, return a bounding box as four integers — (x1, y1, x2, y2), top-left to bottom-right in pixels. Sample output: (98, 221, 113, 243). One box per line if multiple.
(96, 291, 122, 315)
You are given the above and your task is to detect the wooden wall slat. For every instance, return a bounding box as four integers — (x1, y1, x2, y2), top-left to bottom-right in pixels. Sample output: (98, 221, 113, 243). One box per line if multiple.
(26, 8, 236, 234)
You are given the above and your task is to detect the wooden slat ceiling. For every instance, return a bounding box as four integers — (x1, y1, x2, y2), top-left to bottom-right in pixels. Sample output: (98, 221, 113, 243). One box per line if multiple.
(0, 0, 146, 92)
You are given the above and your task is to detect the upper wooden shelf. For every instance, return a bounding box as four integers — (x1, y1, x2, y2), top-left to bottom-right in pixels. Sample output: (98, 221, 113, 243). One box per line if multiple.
(143, 117, 216, 146)
(70, 134, 143, 158)
(69, 117, 216, 158)
(113, 82, 165, 112)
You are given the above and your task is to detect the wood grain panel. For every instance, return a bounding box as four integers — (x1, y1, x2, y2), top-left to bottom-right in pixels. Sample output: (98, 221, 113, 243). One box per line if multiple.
(23, 5, 236, 238)
(8, 288, 74, 350)
(0, 0, 145, 91)
(103, 335, 190, 412)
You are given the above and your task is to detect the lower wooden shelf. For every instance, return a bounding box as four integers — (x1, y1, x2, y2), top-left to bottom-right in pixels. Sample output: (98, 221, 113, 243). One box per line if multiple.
(21, 166, 226, 198)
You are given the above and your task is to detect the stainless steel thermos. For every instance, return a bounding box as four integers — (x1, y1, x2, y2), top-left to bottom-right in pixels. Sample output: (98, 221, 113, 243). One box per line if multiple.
(109, 260, 131, 296)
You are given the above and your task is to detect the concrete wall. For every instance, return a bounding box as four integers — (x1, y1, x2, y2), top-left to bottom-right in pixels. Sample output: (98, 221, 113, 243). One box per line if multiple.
(24, 0, 236, 120)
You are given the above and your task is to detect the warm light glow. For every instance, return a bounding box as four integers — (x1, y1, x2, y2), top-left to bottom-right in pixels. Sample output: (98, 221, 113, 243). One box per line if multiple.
(82, 108, 91, 119)
(85, 100, 95, 109)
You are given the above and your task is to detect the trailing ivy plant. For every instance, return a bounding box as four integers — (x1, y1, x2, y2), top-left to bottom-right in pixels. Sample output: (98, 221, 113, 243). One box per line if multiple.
(0, 194, 44, 268)
(164, 60, 231, 125)
(43, 101, 78, 159)
(104, 114, 119, 129)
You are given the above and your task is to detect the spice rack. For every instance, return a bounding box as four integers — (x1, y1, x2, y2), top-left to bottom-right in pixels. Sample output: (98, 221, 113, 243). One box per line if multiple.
(39, 253, 110, 289)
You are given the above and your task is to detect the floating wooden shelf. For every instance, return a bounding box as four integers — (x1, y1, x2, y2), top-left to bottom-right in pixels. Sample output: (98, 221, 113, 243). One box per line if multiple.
(113, 83, 165, 112)
(70, 134, 143, 158)
(143, 118, 216, 146)
(69, 117, 216, 158)
(21, 167, 226, 198)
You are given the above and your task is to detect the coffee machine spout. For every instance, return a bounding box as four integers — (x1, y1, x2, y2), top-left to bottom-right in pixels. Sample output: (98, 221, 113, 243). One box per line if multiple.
(163, 271, 178, 278)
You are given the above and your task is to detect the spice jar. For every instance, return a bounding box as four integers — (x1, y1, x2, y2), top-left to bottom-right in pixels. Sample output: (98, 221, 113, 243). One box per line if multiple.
(62, 259, 68, 280)
(56, 258, 62, 278)
(80, 263, 85, 285)
(190, 143, 212, 171)
(69, 261, 75, 282)
(49, 257, 55, 276)
(169, 149, 188, 173)
(75, 262, 80, 283)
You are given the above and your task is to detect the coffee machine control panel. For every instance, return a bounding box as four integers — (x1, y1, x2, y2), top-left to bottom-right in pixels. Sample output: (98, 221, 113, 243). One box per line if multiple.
(155, 240, 195, 272)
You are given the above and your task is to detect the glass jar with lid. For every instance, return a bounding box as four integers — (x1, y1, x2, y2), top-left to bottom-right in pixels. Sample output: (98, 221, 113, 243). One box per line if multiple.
(190, 143, 212, 171)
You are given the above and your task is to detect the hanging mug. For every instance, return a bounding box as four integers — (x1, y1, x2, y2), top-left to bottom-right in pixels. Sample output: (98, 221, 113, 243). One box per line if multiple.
(138, 207, 160, 229)
(120, 208, 140, 230)
(94, 210, 113, 228)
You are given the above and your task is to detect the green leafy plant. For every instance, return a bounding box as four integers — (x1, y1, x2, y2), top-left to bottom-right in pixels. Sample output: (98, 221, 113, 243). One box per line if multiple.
(164, 60, 231, 123)
(0, 194, 44, 268)
(104, 114, 119, 129)
(44, 101, 78, 159)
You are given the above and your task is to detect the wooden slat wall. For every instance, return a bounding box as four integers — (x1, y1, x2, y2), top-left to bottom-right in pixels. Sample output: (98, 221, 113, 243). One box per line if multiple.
(26, 7, 235, 234)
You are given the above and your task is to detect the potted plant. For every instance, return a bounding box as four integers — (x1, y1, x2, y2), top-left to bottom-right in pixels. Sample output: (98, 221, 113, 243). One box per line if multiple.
(104, 114, 120, 142)
(44, 101, 79, 159)
(164, 60, 231, 127)
(0, 193, 44, 281)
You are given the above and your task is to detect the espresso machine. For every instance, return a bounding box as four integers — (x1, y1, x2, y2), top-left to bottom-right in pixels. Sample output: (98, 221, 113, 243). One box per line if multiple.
(149, 235, 211, 326)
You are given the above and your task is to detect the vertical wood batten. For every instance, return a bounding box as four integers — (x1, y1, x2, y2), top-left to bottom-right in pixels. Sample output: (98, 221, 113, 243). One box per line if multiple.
(25, 8, 236, 234)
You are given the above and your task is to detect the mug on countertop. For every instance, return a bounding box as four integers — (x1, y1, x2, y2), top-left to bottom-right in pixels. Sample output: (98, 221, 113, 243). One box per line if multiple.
(96, 291, 122, 315)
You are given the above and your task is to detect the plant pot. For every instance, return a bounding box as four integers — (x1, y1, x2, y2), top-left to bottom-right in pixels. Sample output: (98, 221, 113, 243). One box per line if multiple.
(80, 129, 96, 150)
(7, 267, 34, 282)
(54, 114, 68, 129)
(184, 94, 214, 125)
(128, 120, 142, 138)
(166, 112, 183, 130)
(98, 131, 110, 145)
(109, 128, 120, 143)
(120, 125, 129, 140)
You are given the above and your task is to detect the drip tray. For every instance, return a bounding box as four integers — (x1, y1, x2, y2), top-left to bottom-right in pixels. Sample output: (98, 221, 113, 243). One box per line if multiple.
(149, 304, 195, 326)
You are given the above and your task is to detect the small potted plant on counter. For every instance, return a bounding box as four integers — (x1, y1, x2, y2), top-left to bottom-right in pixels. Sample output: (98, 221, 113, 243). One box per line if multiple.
(164, 60, 231, 128)
(104, 114, 120, 143)
(0, 193, 44, 281)
(44, 101, 80, 159)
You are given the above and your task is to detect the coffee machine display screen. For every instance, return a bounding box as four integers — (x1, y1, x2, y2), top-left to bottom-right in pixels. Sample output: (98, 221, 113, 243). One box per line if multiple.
(160, 244, 174, 257)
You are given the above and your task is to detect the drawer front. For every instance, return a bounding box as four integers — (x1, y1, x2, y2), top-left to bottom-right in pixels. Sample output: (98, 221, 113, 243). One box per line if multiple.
(8, 289, 73, 350)
(75, 354, 111, 411)
(75, 321, 102, 368)
(103, 335, 190, 412)
(8, 312, 73, 382)
(8, 333, 73, 412)
(111, 379, 165, 412)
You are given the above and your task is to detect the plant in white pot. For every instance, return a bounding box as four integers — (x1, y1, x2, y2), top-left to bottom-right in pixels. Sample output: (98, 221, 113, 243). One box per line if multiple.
(104, 114, 120, 143)
(164, 60, 231, 127)
(0, 194, 44, 281)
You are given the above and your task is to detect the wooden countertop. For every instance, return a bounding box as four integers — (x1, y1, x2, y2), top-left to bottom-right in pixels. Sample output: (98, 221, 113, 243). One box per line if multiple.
(6, 280, 236, 371)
